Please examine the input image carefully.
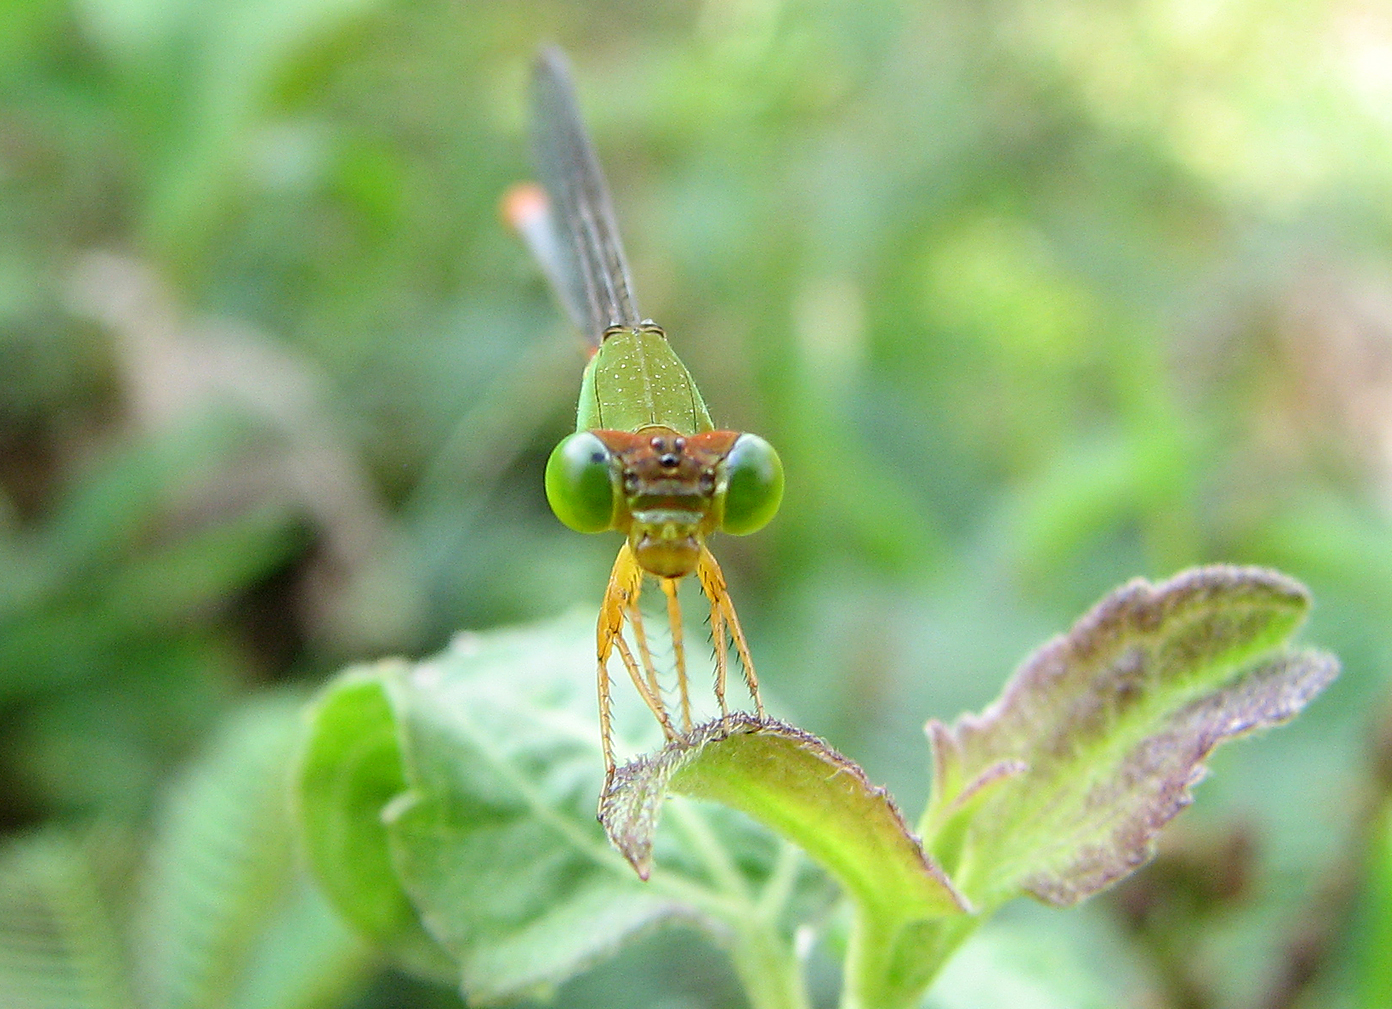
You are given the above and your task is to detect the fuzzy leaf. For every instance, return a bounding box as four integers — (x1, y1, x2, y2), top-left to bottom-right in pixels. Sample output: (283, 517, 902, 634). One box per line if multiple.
(602, 714, 965, 919)
(317, 616, 692, 1003)
(921, 565, 1338, 909)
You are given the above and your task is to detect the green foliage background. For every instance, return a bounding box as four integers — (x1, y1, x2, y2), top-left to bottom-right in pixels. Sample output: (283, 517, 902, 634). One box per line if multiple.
(2, 0, 1391, 1006)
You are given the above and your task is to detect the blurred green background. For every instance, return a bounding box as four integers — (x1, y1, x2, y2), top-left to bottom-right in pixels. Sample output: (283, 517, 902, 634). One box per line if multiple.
(4, 0, 1392, 1006)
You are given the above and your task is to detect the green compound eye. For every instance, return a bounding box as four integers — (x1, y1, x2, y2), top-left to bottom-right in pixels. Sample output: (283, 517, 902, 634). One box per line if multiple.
(545, 432, 617, 533)
(719, 433, 784, 535)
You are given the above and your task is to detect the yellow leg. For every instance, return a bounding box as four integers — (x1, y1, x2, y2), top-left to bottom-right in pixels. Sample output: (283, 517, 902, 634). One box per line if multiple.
(696, 544, 766, 720)
(626, 599, 669, 728)
(696, 549, 730, 718)
(598, 545, 678, 783)
(613, 634, 677, 741)
(596, 647, 613, 790)
(596, 544, 640, 782)
(661, 577, 693, 732)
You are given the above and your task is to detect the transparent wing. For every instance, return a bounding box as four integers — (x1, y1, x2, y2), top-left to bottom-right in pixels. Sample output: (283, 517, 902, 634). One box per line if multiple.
(503, 181, 590, 335)
(530, 46, 641, 342)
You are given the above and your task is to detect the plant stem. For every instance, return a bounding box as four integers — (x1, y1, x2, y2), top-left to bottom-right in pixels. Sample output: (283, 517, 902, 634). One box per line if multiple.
(840, 909, 978, 1009)
(727, 916, 812, 1009)
(757, 841, 801, 920)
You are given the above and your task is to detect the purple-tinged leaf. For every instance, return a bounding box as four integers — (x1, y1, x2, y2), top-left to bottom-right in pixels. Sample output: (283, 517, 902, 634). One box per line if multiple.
(921, 566, 1337, 909)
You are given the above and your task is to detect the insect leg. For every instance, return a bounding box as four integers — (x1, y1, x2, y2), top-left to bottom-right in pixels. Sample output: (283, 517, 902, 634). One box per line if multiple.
(660, 577, 693, 732)
(627, 594, 669, 726)
(697, 544, 766, 720)
(614, 634, 678, 740)
(599, 544, 678, 745)
(696, 552, 730, 719)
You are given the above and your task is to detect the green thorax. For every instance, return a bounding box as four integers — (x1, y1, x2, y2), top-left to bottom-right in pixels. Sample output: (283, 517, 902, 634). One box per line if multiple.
(576, 325, 714, 435)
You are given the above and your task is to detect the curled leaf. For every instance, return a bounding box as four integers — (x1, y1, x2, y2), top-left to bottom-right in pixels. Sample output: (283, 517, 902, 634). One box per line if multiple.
(602, 715, 967, 917)
(921, 565, 1337, 909)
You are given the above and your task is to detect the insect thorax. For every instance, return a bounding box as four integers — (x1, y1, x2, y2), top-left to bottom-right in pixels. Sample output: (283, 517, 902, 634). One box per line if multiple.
(577, 326, 715, 435)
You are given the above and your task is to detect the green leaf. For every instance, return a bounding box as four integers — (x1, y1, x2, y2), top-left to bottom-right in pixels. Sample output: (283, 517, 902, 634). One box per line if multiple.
(921, 565, 1338, 911)
(601, 714, 964, 920)
(603, 717, 968, 1009)
(293, 667, 452, 979)
(303, 615, 695, 1003)
(0, 832, 134, 1009)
